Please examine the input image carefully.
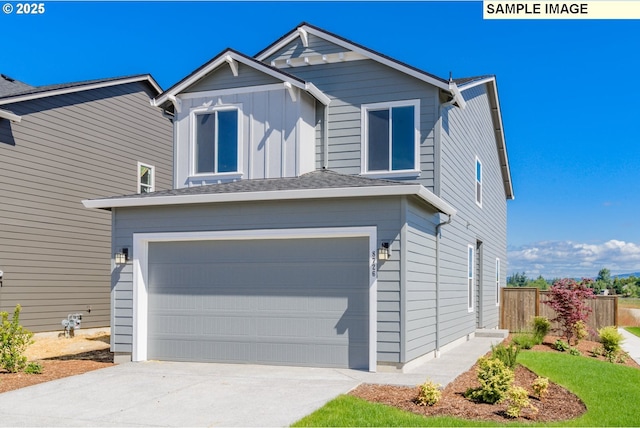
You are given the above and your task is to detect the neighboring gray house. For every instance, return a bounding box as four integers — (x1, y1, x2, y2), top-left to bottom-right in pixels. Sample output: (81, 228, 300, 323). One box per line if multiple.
(0, 74, 173, 332)
(85, 23, 514, 371)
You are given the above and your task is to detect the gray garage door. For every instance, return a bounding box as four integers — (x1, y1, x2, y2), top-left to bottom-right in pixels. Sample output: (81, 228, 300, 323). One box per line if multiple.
(147, 237, 369, 369)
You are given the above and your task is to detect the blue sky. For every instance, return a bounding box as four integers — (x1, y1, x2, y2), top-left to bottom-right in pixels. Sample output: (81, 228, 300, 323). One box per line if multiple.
(2, 1, 640, 278)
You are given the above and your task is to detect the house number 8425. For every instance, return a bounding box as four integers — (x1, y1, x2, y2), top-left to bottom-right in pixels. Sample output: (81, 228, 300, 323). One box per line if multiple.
(16, 3, 45, 14)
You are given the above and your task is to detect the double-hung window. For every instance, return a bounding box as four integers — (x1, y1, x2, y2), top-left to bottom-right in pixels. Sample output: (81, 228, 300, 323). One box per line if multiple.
(362, 100, 419, 175)
(138, 162, 154, 193)
(195, 108, 239, 174)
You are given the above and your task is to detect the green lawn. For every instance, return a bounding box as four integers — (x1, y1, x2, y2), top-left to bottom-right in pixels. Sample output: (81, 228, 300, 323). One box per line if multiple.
(619, 297, 640, 309)
(293, 352, 640, 427)
(624, 326, 640, 338)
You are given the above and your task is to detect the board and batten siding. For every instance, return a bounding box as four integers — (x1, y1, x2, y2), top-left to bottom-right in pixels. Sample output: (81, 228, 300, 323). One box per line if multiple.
(174, 88, 315, 187)
(437, 83, 507, 344)
(0, 82, 172, 331)
(262, 36, 438, 191)
(111, 197, 404, 363)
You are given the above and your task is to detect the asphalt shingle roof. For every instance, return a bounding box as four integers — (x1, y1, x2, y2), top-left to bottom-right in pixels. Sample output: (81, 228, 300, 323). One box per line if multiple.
(0, 74, 34, 97)
(95, 169, 414, 201)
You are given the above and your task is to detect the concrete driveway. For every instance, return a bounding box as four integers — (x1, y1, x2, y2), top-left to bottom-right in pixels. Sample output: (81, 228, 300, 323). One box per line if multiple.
(0, 361, 362, 427)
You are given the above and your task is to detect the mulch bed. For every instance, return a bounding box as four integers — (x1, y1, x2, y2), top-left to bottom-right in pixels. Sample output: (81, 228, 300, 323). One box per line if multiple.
(0, 350, 114, 394)
(350, 336, 639, 423)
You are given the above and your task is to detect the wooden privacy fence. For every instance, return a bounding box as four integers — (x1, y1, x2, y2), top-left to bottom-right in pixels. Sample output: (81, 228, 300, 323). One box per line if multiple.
(500, 287, 618, 339)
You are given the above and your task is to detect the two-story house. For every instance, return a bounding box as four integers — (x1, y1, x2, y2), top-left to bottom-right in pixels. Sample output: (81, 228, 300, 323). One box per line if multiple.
(0, 74, 173, 331)
(84, 23, 514, 372)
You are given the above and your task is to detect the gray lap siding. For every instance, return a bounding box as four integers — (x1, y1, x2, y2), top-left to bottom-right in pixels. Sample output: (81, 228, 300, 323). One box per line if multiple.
(111, 196, 440, 364)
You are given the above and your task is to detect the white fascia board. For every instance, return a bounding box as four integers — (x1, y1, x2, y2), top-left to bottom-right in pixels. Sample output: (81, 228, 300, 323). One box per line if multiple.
(305, 82, 331, 105)
(486, 80, 514, 200)
(83, 184, 456, 215)
(0, 108, 21, 123)
(0, 75, 161, 106)
(448, 81, 467, 110)
(257, 25, 451, 93)
(153, 50, 330, 107)
(457, 76, 495, 91)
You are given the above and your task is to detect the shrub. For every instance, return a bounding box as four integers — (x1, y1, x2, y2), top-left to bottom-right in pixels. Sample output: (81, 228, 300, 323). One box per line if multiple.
(415, 379, 441, 406)
(512, 333, 536, 349)
(531, 376, 549, 400)
(569, 347, 581, 356)
(574, 320, 588, 344)
(491, 343, 519, 369)
(543, 278, 595, 344)
(24, 361, 43, 374)
(505, 386, 537, 418)
(532, 316, 551, 345)
(599, 326, 623, 354)
(0, 305, 34, 373)
(465, 357, 514, 404)
(554, 339, 569, 352)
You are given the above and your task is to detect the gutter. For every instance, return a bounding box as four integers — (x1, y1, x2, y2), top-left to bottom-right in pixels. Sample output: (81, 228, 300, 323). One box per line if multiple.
(435, 213, 453, 358)
(0, 108, 21, 123)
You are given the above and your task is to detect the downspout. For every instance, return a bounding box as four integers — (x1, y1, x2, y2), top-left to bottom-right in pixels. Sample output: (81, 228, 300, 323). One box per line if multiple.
(435, 213, 453, 358)
(322, 103, 329, 169)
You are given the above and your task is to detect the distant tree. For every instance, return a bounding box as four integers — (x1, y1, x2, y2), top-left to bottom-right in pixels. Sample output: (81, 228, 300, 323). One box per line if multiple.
(543, 278, 595, 345)
(507, 272, 528, 287)
(529, 276, 549, 290)
(595, 268, 613, 293)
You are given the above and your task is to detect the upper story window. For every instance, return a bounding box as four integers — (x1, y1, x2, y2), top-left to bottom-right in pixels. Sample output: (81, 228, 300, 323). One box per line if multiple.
(194, 108, 239, 174)
(138, 162, 154, 193)
(475, 157, 483, 207)
(361, 100, 420, 176)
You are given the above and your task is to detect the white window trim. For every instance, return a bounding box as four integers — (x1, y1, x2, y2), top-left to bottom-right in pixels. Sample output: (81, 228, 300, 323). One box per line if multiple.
(137, 162, 155, 194)
(131, 227, 378, 372)
(475, 157, 483, 208)
(360, 99, 421, 177)
(190, 103, 243, 179)
(468, 244, 475, 313)
(496, 258, 501, 306)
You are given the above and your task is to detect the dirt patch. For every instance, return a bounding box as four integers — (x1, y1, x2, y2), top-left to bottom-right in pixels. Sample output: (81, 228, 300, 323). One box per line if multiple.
(0, 329, 114, 394)
(350, 336, 640, 423)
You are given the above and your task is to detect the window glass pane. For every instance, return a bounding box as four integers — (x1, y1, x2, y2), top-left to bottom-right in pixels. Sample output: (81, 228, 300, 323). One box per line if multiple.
(468, 247, 474, 278)
(196, 114, 215, 173)
(217, 110, 238, 173)
(476, 160, 482, 182)
(367, 109, 389, 171)
(391, 106, 415, 170)
(140, 166, 151, 186)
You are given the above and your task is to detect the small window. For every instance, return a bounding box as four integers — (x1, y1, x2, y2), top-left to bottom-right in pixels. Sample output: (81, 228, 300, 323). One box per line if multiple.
(475, 157, 482, 207)
(195, 109, 239, 174)
(468, 245, 474, 312)
(496, 258, 500, 306)
(362, 100, 419, 175)
(138, 163, 154, 193)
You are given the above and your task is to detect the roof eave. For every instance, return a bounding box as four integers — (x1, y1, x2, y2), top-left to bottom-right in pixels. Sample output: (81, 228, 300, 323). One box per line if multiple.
(255, 23, 452, 93)
(0, 75, 162, 106)
(0, 108, 21, 123)
(153, 49, 330, 109)
(83, 184, 456, 216)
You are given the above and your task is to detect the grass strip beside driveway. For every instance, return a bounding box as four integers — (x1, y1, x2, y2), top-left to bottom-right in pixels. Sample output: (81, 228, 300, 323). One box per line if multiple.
(293, 351, 640, 427)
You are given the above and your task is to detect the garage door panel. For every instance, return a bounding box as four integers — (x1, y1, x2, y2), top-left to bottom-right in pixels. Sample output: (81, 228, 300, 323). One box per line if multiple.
(147, 237, 369, 369)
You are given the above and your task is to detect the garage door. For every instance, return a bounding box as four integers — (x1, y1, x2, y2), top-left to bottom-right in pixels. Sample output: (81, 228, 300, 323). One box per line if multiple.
(147, 237, 369, 369)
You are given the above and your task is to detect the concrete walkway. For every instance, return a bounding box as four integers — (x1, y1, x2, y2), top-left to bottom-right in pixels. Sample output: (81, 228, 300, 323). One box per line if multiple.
(619, 327, 640, 365)
(0, 332, 505, 427)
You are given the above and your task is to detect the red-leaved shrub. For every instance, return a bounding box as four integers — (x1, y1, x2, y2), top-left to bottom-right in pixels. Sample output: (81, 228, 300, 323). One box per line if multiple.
(543, 278, 595, 345)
